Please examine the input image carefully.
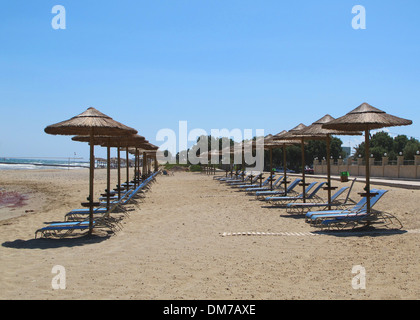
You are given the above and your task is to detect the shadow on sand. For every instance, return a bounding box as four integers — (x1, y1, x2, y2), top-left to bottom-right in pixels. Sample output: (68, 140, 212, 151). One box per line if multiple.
(2, 232, 111, 250)
(312, 226, 408, 238)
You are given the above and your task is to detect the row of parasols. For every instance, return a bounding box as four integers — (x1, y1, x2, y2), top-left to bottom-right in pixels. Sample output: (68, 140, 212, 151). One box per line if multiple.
(43, 103, 412, 234)
(204, 102, 412, 215)
(44, 107, 159, 235)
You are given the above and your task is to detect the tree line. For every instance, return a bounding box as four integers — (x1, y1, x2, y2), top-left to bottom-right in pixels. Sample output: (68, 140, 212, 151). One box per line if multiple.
(163, 132, 419, 171)
(353, 132, 420, 161)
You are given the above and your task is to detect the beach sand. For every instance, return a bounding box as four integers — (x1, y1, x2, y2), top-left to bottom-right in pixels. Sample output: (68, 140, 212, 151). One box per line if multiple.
(0, 168, 419, 300)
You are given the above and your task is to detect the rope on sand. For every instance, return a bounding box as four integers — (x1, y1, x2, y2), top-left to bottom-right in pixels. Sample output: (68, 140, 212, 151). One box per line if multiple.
(221, 231, 319, 237)
(221, 229, 420, 237)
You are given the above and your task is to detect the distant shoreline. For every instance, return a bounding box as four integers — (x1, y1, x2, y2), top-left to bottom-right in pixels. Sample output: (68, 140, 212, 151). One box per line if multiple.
(0, 161, 89, 168)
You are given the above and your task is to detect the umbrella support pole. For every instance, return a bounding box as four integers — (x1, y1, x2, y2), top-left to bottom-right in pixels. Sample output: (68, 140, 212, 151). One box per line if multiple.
(88, 130, 94, 236)
(106, 142, 111, 211)
(283, 144, 288, 196)
(326, 135, 332, 210)
(269, 147, 273, 190)
(365, 128, 371, 215)
(301, 138, 306, 203)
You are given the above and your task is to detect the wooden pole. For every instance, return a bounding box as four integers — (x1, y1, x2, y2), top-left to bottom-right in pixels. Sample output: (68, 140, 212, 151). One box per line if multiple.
(301, 138, 306, 203)
(88, 128, 94, 235)
(283, 144, 287, 196)
(326, 135, 332, 210)
(154, 154, 158, 172)
(365, 127, 371, 214)
(117, 145, 121, 200)
(134, 148, 138, 188)
(269, 147, 273, 190)
(143, 152, 147, 178)
(106, 138, 111, 211)
(242, 148, 245, 182)
(126, 147, 129, 188)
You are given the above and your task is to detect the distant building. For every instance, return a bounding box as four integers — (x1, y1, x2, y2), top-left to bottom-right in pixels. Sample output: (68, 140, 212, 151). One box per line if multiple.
(342, 146, 351, 159)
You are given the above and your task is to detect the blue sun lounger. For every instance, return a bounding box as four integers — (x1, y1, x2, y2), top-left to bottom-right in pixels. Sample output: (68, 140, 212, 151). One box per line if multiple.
(64, 172, 158, 221)
(255, 178, 302, 199)
(226, 173, 255, 186)
(306, 189, 387, 226)
(235, 173, 268, 189)
(286, 186, 349, 213)
(35, 220, 108, 239)
(317, 189, 389, 229)
(230, 173, 263, 188)
(264, 182, 322, 204)
(36, 172, 159, 238)
(219, 171, 245, 183)
(245, 175, 285, 193)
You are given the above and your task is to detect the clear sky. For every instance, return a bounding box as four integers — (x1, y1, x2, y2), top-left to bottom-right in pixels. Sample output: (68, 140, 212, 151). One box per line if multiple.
(1, 0, 419, 160)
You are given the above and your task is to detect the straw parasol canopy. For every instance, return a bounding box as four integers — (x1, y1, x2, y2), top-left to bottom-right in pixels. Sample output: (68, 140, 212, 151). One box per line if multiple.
(44, 107, 138, 136)
(322, 102, 412, 214)
(271, 124, 308, 197)
(44, 107, 138, 235)
(72, 134, 147, 205)
(291, 114, 362, 208)
(99, 135, 150, 196)
(263, 131, 300, 190)
(322, 103, 413, 131)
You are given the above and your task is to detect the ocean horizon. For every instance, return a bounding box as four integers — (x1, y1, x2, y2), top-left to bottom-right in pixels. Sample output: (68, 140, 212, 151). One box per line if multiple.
(0, 158, 90, 170)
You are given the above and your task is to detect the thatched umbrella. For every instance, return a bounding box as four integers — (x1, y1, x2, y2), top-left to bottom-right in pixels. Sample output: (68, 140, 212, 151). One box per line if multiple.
(98, 135, 148, 198)
(290, 115, 362, 208)
(199, 149, 221, 175)
(126, 142, 159, 176)
(322, 102, 412, 214)
(218, 144, 243, 178)
(45, 107, 137, 234)
(264, 131, 299, 191)
(273, 124, 307, 198)
(72, 134, 146, 208)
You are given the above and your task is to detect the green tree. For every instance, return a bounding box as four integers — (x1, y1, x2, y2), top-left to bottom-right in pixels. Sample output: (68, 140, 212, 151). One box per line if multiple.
(392, 135, 409, 156)
(403, 138, 420, 160)
(353, 132, 419, 161)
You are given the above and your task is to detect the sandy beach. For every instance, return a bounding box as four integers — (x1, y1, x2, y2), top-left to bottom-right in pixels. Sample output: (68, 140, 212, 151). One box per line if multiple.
(1, 168, 419, 300)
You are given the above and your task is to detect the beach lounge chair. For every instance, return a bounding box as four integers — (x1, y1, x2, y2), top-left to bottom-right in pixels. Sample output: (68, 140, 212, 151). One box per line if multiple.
(64, 172, 158, 221)
(229, 173, 263, 188)
(225, 172, 253, 185)
(36, 171, 160, 238)
(306, 189, 387, 226)
(255, 178, 302, 200)
(264, 182, 323, 205)
(35, 215, 120, 239)
(215, 169, 240, 181)
(244, 175, 285, 193)
(99, 185, 134, 201)
(313, 189, 391, 230)
(286, 186, 349, 214)
(236, 173, 272, 189)
(66, 186, 135, 220)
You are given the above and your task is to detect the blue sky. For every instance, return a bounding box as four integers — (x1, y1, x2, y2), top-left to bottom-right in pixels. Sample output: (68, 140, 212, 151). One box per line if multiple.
(0, 0, 419, 160)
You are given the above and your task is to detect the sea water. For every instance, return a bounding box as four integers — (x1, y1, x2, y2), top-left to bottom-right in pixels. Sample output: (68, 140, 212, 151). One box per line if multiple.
(0, 158, 89, 170)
